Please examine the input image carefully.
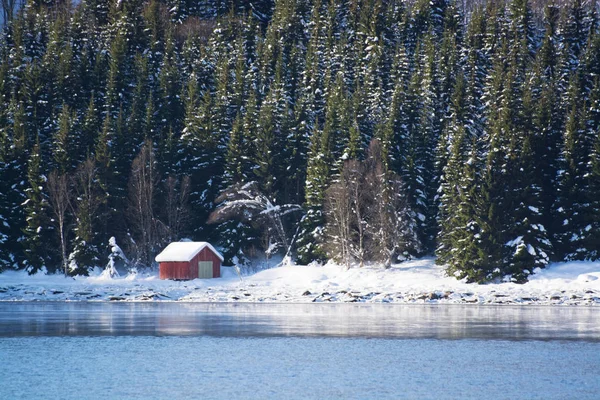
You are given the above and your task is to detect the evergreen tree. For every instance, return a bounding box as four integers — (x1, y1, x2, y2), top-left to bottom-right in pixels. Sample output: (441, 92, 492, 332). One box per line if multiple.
(22, 139, 51, 273)
(556, 74, 592, 260)
(296, 123, 328, 264)
(0, 0, 599, 276)
(52, 104, 73, 174)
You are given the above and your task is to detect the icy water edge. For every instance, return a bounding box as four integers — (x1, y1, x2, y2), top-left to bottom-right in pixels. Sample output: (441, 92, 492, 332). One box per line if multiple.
(0, 303, 599, 400)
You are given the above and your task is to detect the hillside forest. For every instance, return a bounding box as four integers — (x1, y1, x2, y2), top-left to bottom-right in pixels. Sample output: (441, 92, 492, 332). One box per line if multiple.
(0, 0, 599, 283)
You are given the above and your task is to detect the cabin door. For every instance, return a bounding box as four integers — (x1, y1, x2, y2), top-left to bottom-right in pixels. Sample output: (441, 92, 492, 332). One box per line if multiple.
(198, 261, 213, 279)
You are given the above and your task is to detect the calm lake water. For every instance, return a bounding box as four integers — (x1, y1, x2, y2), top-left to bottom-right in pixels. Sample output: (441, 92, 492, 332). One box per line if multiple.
(0, 303, 599, 399)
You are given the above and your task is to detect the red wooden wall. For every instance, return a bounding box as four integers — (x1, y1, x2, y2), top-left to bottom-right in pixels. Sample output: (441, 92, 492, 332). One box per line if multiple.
(159, 246, 221, 280)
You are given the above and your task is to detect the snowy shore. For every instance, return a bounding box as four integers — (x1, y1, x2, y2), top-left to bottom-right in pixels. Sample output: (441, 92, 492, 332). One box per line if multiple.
(1, 258, 599, 305)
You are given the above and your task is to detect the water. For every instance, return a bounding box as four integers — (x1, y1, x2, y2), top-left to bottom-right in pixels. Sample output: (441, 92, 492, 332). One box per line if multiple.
(0, 303, 599, 400)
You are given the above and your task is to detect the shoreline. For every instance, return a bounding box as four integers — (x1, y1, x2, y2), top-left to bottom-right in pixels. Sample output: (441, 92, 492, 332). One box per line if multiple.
(1, 285, 599, 306)
(1, 258, 599, 306)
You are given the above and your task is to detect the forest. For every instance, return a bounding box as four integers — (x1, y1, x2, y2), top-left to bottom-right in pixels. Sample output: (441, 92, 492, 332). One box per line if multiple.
(0, 0, 598, 283)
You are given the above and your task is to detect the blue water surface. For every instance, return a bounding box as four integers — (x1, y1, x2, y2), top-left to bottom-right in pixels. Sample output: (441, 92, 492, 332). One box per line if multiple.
(0, 303, 598, 400)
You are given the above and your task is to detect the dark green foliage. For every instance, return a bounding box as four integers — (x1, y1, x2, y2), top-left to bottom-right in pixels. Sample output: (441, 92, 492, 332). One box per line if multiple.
(22, 139, 52, 273)
(0, 0, 599, 280)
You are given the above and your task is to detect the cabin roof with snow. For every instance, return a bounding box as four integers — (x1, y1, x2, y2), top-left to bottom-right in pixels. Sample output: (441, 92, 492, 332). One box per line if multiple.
(155, 242, 224, 263)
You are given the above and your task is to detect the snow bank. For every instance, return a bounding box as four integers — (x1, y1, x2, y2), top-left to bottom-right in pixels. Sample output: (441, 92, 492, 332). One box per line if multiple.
(1, 258, 599, 305)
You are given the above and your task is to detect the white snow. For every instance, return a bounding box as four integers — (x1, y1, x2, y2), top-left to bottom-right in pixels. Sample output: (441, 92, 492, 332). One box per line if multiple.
(155, 241, 224, 262)
(1, 258, 599, 305)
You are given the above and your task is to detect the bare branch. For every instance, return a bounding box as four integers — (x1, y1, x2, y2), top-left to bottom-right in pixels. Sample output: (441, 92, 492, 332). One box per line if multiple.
(47, 170, 71, 276)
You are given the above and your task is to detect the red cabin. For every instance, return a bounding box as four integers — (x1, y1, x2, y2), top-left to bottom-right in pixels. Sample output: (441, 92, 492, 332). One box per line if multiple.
(155, 242, 224, 280)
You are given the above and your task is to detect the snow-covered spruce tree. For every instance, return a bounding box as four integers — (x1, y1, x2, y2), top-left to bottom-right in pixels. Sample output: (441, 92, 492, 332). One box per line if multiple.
(197, 51, 231, 230)
(382, 43, 411, 182)
(126, 53, 150, 158)
(446, 142, 498, 283)
(178, 77, 218, 240)
(282, 85, 311, 206)
(474, 55, 513, 281)
(568, 76, 600, 260)
(22, 139, 52, 274)
(556, 74, 593, 261)
(437, 72, 468, 268)
(581, 127, 600, 260)
(583, 22, 600, 95)
(52, 104, 73, 174)
(503, 128, 552, 282)
(500, 48, 553, 279)
(0, 99, 29, 271)
(92, 115, 115, 252)
(462, 5, 488, 142)
(411, 34, 443, 253)
(562, 0, 590, 74)
(323, 71, 350, 171)
(0, 126, 9, 271)
(215, 86, 262, 265)
(79, 94, 101, 163)
(296, 123, 328, 265)
(157, 27, 183, 143)
(218, 113, 256, 265)
(534, 4, 565, 254)
(253, 54, 286, 197)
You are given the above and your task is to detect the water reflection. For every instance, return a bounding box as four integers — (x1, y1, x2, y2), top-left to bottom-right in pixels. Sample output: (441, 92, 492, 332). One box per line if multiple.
(0, 302, 598, 340)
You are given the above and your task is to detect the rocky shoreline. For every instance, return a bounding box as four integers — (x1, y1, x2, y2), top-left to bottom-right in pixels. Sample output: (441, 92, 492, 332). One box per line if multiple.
(2, 258, 600, 306)
(2, 283, 599, 306)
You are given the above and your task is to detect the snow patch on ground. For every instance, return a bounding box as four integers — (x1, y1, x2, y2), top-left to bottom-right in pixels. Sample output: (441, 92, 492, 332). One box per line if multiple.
(1, 258, 599, 305)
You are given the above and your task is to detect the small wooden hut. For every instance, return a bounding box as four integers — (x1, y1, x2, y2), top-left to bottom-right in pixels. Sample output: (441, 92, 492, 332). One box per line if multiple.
(155, 242, 224, 280)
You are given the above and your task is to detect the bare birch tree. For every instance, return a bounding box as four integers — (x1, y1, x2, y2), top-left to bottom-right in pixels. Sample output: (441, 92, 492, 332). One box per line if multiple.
(163, 175, 191, 243)
(324, 180, 353, 268)
(366, 140, 420, 267)
(47, 170, 71, 276)
(68, 158, 103, 274)
(128, 140, 160, 267)
(324, 139, 420, 268)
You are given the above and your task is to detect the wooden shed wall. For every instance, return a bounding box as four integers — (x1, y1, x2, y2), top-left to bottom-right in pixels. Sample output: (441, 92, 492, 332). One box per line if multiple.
(198, 247, 221, 278)
(159, 246, 221, 280)
(159, 261, 195, 280)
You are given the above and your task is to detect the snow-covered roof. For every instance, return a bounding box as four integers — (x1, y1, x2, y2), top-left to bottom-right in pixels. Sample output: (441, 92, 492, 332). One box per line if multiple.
(155, 242, 224, 263)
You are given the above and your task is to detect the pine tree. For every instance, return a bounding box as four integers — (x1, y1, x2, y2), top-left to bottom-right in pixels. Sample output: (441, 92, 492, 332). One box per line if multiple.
(534, 4, 564, 254)
(52, 104, 73, 174)
(93, 114, 116, 250)
(0, 100, 28, 271)
(412, 35, 442, 253)
(556, 74, 591, 260)
(218, 112, 257, 265)
(22, 139, 51, 273)
(437, 72, 468, 267)
(504, 127, 552, 282)
(296, 123, 328, 264)
(253, 97, 276, 195)
(581, 128, 600, 259)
